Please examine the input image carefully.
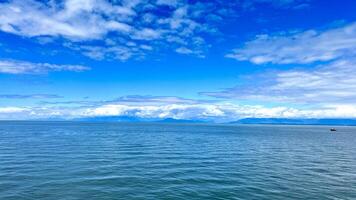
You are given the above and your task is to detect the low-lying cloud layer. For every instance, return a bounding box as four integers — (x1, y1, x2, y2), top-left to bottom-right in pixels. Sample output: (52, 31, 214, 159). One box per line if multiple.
(2, 95, 356, 121)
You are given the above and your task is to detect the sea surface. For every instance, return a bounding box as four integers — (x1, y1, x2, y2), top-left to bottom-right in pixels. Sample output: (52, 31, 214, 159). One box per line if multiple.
(0, 121, 356, 200)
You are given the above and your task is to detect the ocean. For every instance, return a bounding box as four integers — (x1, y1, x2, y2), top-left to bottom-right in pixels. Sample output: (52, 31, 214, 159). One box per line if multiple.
(0, 121, 355, 199)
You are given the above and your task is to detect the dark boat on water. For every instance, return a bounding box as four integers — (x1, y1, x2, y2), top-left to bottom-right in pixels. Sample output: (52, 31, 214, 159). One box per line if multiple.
(330, 128, 337, 132)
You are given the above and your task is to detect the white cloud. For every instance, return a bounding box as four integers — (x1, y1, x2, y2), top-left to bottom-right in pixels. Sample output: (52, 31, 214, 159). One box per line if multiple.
(65, 103, 356, 120)
(72, 45, 140, 61)
(111, 95, 209, 105)
(0, 0, 221, 60)
(0, 0, 312, 61)
(131, 28, 161, 40)
(219, 21, 356, 113)
(203, 58, 356, 105)
(175, 46, 205, 57)
(40, 95, 214, 107)
(0, 107, 29, 113)
(242, 0, 310, 10)
(0, 59, 90, 74)
(175, 47, 193, 54)
(2, 94, 356, 121)
(203, 21, 356, 117)
(0, 94, 62, 99)
(0, 0, 135, 40)
(156, 0, 179, 7)
(3, 102, 356, 121)
(227, 22, 356, 64)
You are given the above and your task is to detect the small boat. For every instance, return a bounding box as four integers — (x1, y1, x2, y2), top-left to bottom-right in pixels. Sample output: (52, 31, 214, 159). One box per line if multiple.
(330, 128, 337, 132)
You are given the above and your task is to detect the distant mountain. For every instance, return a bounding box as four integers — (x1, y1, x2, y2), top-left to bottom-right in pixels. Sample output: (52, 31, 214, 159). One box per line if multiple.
(74, 116, 154, 122)
(155, 118, 205, 123)
(230, 118, 356, 126)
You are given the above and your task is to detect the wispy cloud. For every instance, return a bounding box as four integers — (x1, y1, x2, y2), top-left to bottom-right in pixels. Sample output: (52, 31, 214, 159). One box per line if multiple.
(242, 0, 309, 10)
(175, 47, 193, 54)
(203, 58, 356, 105)
(219, 21, 356, 107)
(0, 94, 62, 99)
(226, 22, 356, 64)
(175, 46, 203, 57)
(110, 95, 211, 105)
(40, 95, 215, 106)
(0, 59, 90, 74)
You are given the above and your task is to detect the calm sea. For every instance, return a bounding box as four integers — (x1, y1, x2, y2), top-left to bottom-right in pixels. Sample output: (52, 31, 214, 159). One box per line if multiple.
(0, 121, 355, 199)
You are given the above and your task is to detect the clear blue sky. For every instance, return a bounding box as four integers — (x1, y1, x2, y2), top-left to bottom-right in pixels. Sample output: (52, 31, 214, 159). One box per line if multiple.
(0, 0, 355, 121)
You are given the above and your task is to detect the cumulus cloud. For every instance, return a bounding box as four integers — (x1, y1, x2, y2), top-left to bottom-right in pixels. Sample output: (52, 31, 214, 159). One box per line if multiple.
(226, 22, 356, 64)
(0, 0, 134, 40)
(0, 0, 221, 60)
(0, 0, 303, 61)
(0, 59, 90, 74)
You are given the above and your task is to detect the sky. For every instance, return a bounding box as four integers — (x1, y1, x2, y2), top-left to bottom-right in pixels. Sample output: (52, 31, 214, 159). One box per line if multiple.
(0, 0, 355, 121)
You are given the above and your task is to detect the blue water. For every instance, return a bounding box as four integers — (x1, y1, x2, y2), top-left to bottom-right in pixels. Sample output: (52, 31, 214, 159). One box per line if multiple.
(0, 122, 356, 199)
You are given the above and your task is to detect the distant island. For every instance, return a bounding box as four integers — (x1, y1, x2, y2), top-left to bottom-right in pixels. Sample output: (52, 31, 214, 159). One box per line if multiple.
(229, 118, 356, 126)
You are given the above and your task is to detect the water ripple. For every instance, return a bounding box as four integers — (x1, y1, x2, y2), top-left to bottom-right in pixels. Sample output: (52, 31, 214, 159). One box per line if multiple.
(0, 122, 356, 199)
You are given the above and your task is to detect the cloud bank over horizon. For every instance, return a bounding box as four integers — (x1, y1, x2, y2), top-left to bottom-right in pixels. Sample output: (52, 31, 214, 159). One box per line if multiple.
(2, 95, 356, 122)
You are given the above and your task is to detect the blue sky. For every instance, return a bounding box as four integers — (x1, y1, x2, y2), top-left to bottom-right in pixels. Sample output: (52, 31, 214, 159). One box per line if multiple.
(0, 0, 355, 121)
